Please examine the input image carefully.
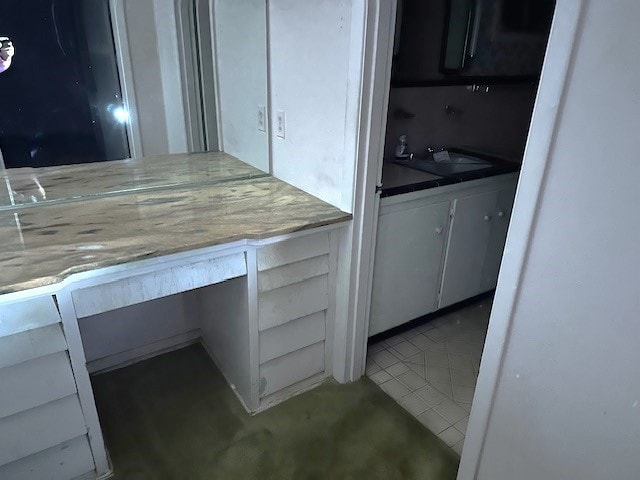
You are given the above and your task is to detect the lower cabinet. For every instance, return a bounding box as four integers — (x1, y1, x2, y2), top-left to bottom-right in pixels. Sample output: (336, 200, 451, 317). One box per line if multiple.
(481, 185, 517, 291)
(369, 174, 518, 336)
(369, 201, 451, 336)
(439, 190, 497, 308)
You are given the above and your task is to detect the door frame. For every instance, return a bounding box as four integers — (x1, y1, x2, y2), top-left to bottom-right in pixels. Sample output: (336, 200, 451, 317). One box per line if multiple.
(351, 0, 585, 477)
(335, 0, 397, 383)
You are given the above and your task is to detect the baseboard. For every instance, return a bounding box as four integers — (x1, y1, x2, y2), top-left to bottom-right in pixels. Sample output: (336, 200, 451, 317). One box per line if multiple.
(87, 330, 201, 374)
(256, 372, 330, 414)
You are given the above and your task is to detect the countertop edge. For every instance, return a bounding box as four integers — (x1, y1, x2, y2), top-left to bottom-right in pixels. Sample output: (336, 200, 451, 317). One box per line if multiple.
(0, 214, 352, 296)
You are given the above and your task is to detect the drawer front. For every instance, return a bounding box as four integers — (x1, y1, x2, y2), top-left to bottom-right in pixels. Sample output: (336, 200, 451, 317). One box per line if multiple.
(258, 275, 329, 331)
(0, 435, 94, 480)
(0, 296, 60, 338)
(259, 342, 325, 398)
(0, 395, 88, 467)
(72, 252, 247, 318)
(0, 324, 67, 370)
(259, 311, 326, 364)
(0, 351, 77, 420)
(258, 255, 329, 293)
(257, 232, 330, 271)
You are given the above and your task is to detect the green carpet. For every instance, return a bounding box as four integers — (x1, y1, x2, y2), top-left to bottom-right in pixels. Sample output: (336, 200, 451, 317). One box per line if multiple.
(92, 344, 459, 480)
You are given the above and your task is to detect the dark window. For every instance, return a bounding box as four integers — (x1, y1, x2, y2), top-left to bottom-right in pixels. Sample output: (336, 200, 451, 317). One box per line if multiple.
(0, 0, 130, 168)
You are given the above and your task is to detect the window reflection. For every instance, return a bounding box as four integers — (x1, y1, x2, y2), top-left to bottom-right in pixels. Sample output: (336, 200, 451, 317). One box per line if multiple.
(0, 0, 130, 169)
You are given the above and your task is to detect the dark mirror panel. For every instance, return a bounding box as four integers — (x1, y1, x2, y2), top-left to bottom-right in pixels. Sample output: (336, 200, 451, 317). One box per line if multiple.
(0, 0, 130, 168)
(443, 0, 474, 71)
(392, 0, 555, 86)
(501, 0, 555, 33)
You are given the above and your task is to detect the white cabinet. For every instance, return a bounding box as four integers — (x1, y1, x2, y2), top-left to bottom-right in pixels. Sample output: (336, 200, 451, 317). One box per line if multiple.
(481, 186, 517, 291)
(369, 174, 518, 336)
(439, 191, 498, 308)
(0, 296, 96, 479)
(369, 200, 451, 336)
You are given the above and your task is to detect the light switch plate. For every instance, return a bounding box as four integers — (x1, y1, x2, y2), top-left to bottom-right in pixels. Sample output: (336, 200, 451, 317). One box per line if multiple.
(257, 106, 267, 132)
(276, 110, 285, 139)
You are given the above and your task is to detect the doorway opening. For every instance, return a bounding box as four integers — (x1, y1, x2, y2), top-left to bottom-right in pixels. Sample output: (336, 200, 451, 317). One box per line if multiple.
(363, 0, 555, 459)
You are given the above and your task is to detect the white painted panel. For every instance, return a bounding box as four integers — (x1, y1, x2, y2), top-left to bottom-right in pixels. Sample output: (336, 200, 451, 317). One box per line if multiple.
(0, 324, 67, 370)
(369, 200, 451, 336)
(259, 311, 326, 364)
(214, 0, 269, 171)
(0, 435, 94, 480)
(259, 341, 325, 397)
(257, 232, 330, 271)
(0, 351, 77, 420)
(0, 395, 87, 467)
(258, 255, 329, 292)
(0, 296, 60, 338)
(72, 253, 247, 318)
(258, 275, 329, 331)
(198, 277, 253, 409)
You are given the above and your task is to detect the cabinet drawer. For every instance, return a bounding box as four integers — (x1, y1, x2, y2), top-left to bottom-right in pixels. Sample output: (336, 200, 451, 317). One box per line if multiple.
(258, 275, 329, 331)
(0, 395, 88, 467)
(259, 311, 326, 364)
(72, 252, 247, 318)
(0, 296, 60, 338)
(258, 255, 329, 293)
(0, 324, 67, 370)
(257, 232, 330, 271)
(0, 435, 94, 480)
(0, 351, 77, 420)
(259, 341, 325, 397)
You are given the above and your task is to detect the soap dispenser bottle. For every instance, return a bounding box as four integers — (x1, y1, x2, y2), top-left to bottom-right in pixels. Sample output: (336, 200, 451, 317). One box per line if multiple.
(395, 135, 410, 159)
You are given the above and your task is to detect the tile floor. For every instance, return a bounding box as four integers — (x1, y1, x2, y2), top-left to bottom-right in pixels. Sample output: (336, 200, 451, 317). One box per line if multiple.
(366, 297, 492, 455)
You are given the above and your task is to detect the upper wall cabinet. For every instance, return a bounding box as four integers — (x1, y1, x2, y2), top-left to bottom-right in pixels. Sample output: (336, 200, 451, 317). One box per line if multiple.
(392, 0, 555, 85)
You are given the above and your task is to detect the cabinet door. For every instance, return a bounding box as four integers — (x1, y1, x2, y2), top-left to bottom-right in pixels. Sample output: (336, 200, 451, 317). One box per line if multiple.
(481, 186, 517, 291)
(439, 191, 497, 308)
(369, 201, 451, 336)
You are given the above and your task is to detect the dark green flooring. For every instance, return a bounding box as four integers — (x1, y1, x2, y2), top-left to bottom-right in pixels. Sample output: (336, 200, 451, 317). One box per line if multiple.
(92, 344, 459, 480)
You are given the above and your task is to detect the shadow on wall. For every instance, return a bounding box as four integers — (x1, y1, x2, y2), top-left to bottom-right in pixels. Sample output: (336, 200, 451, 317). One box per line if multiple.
(384, 84, 538, 162)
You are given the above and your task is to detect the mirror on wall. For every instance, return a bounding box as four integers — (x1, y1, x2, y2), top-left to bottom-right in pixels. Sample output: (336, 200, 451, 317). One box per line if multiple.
(0, 0, 269, 175)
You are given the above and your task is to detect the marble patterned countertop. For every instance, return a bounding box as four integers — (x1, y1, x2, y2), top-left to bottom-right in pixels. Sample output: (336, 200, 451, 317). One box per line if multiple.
(0, 152, 268, 209)
(0, 154, 351, 294)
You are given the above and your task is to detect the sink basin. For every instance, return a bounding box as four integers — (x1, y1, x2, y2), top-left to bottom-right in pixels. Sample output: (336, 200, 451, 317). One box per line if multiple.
(439, 152, 490, 165)
(394, 151, 492, 176)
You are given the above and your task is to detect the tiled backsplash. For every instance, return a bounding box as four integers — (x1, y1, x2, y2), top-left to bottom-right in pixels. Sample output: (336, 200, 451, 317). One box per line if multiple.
(384, 83, 538, 163)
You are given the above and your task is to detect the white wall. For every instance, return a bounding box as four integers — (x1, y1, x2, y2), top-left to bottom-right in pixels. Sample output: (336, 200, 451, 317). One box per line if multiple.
(214, 0, 269, 172)
(465, 1, 640, 479)
(269, 0, 366, 213)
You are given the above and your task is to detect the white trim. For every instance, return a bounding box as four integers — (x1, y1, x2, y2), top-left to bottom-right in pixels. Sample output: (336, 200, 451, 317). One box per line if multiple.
(174, 0, 206, 152)
(457, 1, 585, 478)
(208, 0, 225, 152)
(86, 330, 201, 374)
(245, 248, 261, 411)
(337, 0, 397, 382)
(56, 291, 111, 477)
(109, 0, 143, 158)
(154, 0, 190, 153)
